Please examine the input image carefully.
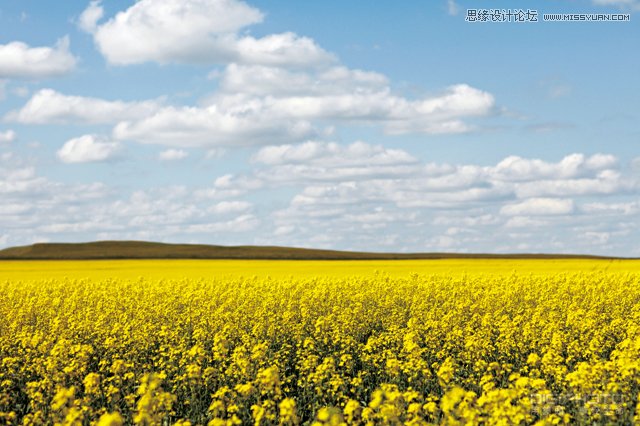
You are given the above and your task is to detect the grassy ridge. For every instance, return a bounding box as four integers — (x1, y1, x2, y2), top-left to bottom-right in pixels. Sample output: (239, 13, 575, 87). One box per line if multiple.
(0, 240, 623, 260)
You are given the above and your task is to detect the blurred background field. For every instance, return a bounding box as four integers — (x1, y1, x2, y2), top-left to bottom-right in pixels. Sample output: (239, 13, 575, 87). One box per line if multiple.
(2, 259, 640, 281)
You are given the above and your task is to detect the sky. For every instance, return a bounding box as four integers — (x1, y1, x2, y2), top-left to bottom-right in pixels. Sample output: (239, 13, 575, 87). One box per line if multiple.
(0, 0, 639, 255)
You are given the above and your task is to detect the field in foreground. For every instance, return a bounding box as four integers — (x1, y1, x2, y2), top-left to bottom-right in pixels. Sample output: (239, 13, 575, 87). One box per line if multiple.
(1, 261, 640, 425)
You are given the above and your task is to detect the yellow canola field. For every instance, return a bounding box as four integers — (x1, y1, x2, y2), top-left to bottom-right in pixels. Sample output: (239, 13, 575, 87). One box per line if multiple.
(2, 258, 640, 281)
(1, 260, 640, 425)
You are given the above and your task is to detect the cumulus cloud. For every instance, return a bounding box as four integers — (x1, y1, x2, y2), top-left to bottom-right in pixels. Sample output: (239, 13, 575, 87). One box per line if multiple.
(218, 64, 388, 97)
(211, 146, 635, 251)
(504, 216, 549, 228)
(0, 130, 16, 143)
(18, 2, 498, 147)
(263, 84, 492, 126)
(113, 104, 314, 147)
(582, 201, 640, 215)
(78, 0, 104, 33)
(114, 70, 495, 147)
(83, 0, 332, 67)
(0, 164, 39, 192)
(500, 198, 575, 216)
(253, 140, 415, 166)
(231, 33, 335, 68)
(513, 171, 627, 198)
(0, 37, 76, 79)
(7, 89, 162, 124)
(492, 153, 617, 181)
(0, 152, 262, 248)
(213, 65, 495, 134)
(250, 141, 419, 182)
(159, 149, 189, 161)
(57, 135, 121, 163)
(447, 0, 460, 15)
(2, 147, 640, 255)
(205, 148, 225, 159)
(185, 214, 259, 233)
(76, 0, 492, 148)
(208, 200, 252, 214)
(194, 174, 263, 199)
(0, 153, 108, 202)
(243, 147, 626, 208)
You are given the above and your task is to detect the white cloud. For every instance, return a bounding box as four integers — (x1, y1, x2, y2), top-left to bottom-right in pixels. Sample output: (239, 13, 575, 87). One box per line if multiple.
(7, 89, 162, 124)
(0, 37, 76, 79)
(115, 74, 495, 147)
(583, 231, 611, 245)
(1, 150, 265, 247)
(78, 0, 104, 33)
(500, 198, 575, 216)
(194, 174, 263, 199)
(445, 227, 478, 236)
(492, 153, 616, 181)
(250, 141, 419, 182)
(433, 214, 499, 227)
(513, 173, 628, 198)
(220, 82, 494, 133)
(538, 78, 572, 99)
(256, 149, 624, 213)
(57, 135, 121, 163)
(68, 2, 497, 147)
(217, 64, 388, 97)
(447, 0, 460, 16)
(430, 235, 457, 249)
(0, 156, 53, 197)
(185, 214, 259, 233)
(582, 201, 639, 215)
(215, 148, 632, 215)
(391, 186, 512, 209)
(0, 153, 110, 201)
(504, 216, 549, 228)
(208, 200, 252, 214)
(386, 84, 495, 134)
(232, 33, 334, 68)
(159, 149, 189, 161)
(12, 86, 29, 98)
(205, 148, 225, 159)
(85, 0, 332, 67)
(273, 225, 295, 236)
(2, 147, 640, 255)
(113, 104, 314, 147)
(0, 203, 32, 215)
(0, 130, 16, 143)
(253, 140, 414, 166)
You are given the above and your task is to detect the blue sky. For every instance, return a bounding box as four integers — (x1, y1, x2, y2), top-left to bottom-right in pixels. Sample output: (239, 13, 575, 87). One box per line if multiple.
(0, 0, 639, 255)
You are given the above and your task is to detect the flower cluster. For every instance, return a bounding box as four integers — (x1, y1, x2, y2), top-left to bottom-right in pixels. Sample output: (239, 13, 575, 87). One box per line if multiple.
(1, 270, 639, 424)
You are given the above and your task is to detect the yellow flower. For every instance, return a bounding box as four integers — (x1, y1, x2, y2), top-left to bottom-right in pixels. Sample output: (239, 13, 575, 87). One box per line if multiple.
(97, 412, 123, 426)
(278, 398, 299, 425)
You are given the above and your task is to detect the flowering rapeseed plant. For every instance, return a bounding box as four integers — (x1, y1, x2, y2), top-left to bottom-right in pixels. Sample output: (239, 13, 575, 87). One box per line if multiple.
(1, 267, 639, 424)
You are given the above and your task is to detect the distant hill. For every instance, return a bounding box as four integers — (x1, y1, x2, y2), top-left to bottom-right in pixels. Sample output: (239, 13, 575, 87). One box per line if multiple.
(0, 241, 624, 260)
